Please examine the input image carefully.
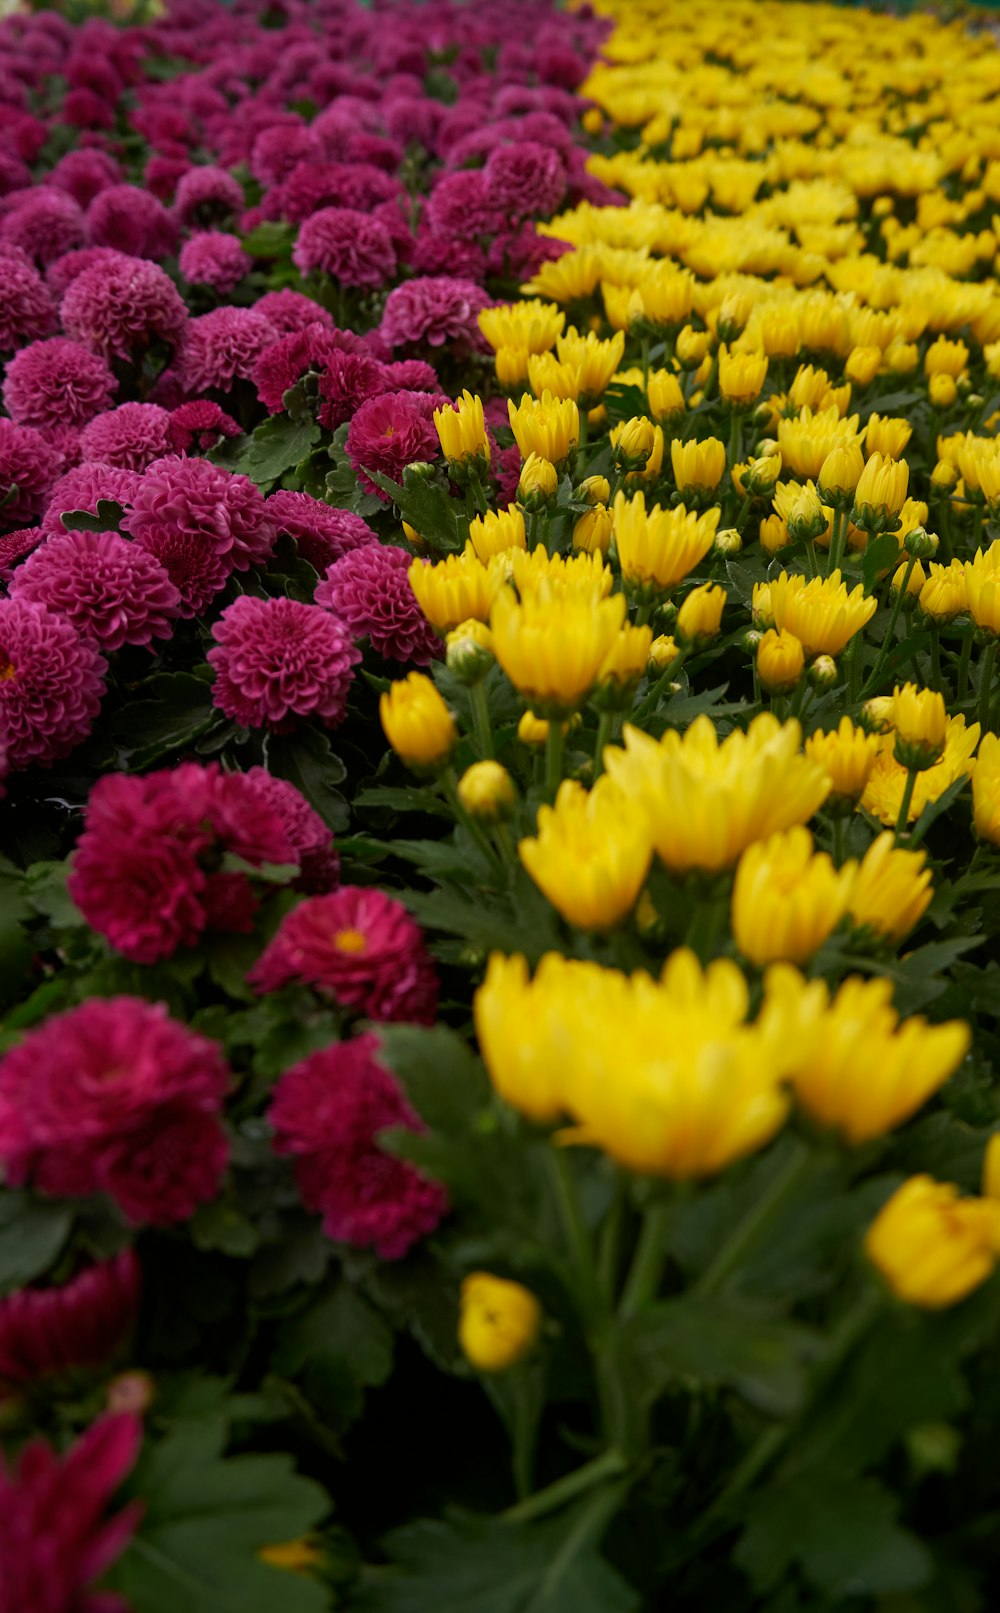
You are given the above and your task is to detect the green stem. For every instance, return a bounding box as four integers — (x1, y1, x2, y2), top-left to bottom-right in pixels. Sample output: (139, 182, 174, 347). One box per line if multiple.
(696, 1141, 812, 1297)
(833, 816, 845, 867)
(545, 1148, 601, 1322)
(958, 630, 973, 703)
(441, 766, 504, 877)
(501, 1447, 628, 1526)
(861, 558, 914, 696)
(930, 631, 942, 692)
(801, 538, 817, 579)
(597, 1175, 626, 1303)
(593, 709, 614, 779)
(469, 679, 494, 759)
(979, 638, 998, 735)
(727, 410, 742, 469)
(545, 718, 565, 797)
(619, 1198, 673, 1319)
(972, 501, 985, 552)
(633, 647, 689, 723)
(686, 889, 726, 963)
(735, 491, 753, 534)
(826, 506, 848, 576)
(894, 765, 919, 843)
(494, 820, 518, 866)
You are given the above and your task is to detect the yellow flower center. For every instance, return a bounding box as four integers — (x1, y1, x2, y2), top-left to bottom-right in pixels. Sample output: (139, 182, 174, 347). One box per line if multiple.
(0, 659, 15, 682)
(332, 927, 367, 955)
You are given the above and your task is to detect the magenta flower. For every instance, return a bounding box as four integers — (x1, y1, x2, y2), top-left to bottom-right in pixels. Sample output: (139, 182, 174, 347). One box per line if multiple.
(0, 418, 63, 529)
(0, 1412, 143, 1613)
(316, 545, 440, 666)
(1, 188, 85, 268)
(179, 231, 251, 295)
(380, 275, 492, 354)
(208, 595, 360, 731)
(280, 161, 401, 226)
(426, 170, 501, 242)
(45, 245, 132, 300)
(48, 147, 121, 209)
(9, 530, 181, 652)
(3, 337, 117, 431)
(0, 527, 44, 583)
(174, 164, 244, 227)
(0, 598, 105, 771)
(42, 463, 140, 537)
(268, 1033, 447, 1259)
(265, 489, 376, 572)
(86, 183, 177, 260)
(179, 305, 276, 395)
(0, 250, 56, 353)
(167, 400, 240, 454)
(292, 206, 396, 288)
(0, 1250, 141, 1393)
(484, 139, 567, 219)
(248, 885, 438, 1024)
(79, 403, 174, 472)
(316, 349, 391, 431)
(0, 996, 229, 1224)
(252, 323, 367, 413)
(243, 766, 339, 893)
(60, 257, 188, 365)
(254, 289, 334, 337)
(344, 389, 443, 499)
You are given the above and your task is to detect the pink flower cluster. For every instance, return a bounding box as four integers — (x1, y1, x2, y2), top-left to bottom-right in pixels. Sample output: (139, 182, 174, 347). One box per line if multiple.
(0, 1250, 141, 1394)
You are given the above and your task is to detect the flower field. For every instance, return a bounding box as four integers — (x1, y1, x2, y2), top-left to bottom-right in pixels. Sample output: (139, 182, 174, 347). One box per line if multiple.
(6, 0, 1000, 1605)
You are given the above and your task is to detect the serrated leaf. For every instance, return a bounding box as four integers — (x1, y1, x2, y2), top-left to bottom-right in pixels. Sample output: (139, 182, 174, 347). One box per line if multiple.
(266, 727, 349, 831)
(109, 673, 218, 768)
(242, 221, 295, 259)
(376, 1023, 491, 1133)
(60, 498, 125, 533)
(245, 416, 321, 487)
(862, 532, 904, 594)
(0, 1190, 74, 1294)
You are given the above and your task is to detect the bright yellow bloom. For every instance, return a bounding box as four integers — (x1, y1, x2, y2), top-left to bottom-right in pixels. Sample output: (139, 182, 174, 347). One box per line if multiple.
(519, 776, 652, 930)
(675, 326, 712, 368)
(671, 436, 726, 494)
(885, 340, 919, 373)
(490, 586, 626, 716)
(718, 345, 768, 406)
(459, 1273, 542, 1372)
(603, 713, 829, 876)
(892, 681, 948, 769)
(646, 368, 685, 423)
(526, 350, 581, 403)
(517, 710, 552, 748)
(612, 490, 718, 595)
(610, 415, 656, 468)
(759, 514, 790, 556)
(788, 365, 834, 413)
(467, 504, 527, 563)
(434, 390, 489, 465)
(865, 1177, 1000, 1309)
(479, 299, 564, 355)
(732, 827, 853, 967)
(965, 542, 1000, 635)
(891, 559, 926, 599)
(510, 545, 611, 603)
(596, 622, 654, 695)
(844, 345, 882, 387)
(494, 345, 531, 389)
(508, 390, 579, 467)
(554, 325, 626, 407)
(804, 716, 881, 807)
(380, 672, 457, 771)
(768, 569, 877, 658)
(577, 475, 610, 506)
(457, 761, 516, 822)
(634, 264, 695, 328)
(865, 413, 912, 461)
(847, 832, 933, 943)
(919, 559, 968, 623)
(817, 440, 865, 501)
(765, 969, 969, 1145)
(852, 451, 909, 523)
(757, 628, 805, 695)
(777, 406, 862, 481)
(861, 716, 980, 826)
(473, 951, 571, 1120)
(408, 550, 501, 632)
(743, 452, 782, 496)
(924, 335, 969, 378)
(573, 504, 613, 555)
(676, 582, 725, 646)
(972, 731, 1000, 845)
(625, 422, 664, 486)
(517, 453, 559, 505)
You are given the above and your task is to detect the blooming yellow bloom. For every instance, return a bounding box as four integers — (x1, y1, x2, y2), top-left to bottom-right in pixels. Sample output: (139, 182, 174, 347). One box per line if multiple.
(865, 413, 912, 461)
(409, 550, 502, 632)
(847, 832, 933, 943)
(861, 716, 980, 826)
(778, 406, 862, 481)
(885, 340, 919, 373)
(675, 325, 712, 368)
(508, 390, 579, 467)
(732, 827, 854, 967)
(467, 504, 527, 563)
(759, 514, 790, 556)
(768, 569, 877, 658)
(972, 731, 1000, 845)
(924, 335, 969, 378)
(495, 345, 531, 389)
(519, 776, 652, 930)
(965, 542, 1000, 635)
(676, 582, 725, 646)
(612, 490, 718, 597)
(918, 559, 968, 623)
(757, 628, 805, 695)
(718, 345, 768, 406)
(865, 1176, 1000, 1309)
(844, 345, 882, 387)
(479, 299, 564, 355)
(892, 682, 948, 770)
(634, 264, 695, 328)
(890, 559, 926, 598)
(434, 390, 489, 466)
(380, 672, 457, 771)
(458, 761, 516, 822)
(671, 436, 726, 494)
(596, 622, 654, 696)
(804, 716, 881, 808)
(646, 368, 685, 423)
(459, 1273, 542, 1372)
(554, 325, 626, 407)
(573, 504, 613, 555)
(490, 586, 626, 716)
(604, 713, 829, 876)
(852, 450, 909, 525)
(510, 545, 611, 602)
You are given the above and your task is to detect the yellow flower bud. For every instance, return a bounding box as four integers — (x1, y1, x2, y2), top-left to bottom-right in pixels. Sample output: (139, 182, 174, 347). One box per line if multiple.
(757, 628, 805, 694)
(517, 710, 552, 747)
(759, 513, 791, 555)
(445, 618, 495, 682)
(847, 831, 933, 943)
(402, 519, 426, 553)
(925, 336, 969, 379)
(865, 1176, 1000, 1309)
(612, 490, 718, 600)
(380, 672, 457, 772)
(676, 581, 726, 647)
(646, 368, 685, 424)
(817, 439, 865, 503)
(929, 373, 958, 409)
(258, 1540, 324, 1575)
(859, 696, 895, 735)
(634, 264, 695, 329)
(459, 1272, 542, 1372)
(648, 633, 680, 673)
(851, 451, 909, 530)
(931, 459, 959, 490)
(891, 559, 926, 598)
(892, 682, 947, 771)
(675, 325, 712, 369)
(458, 761, 517, 821)
(844, 345, 882, 387)
(671, 436, 726, 495)
(467, 504, 527, 564)
(751, 582, 773, 629)
(714, 527, 742, 556)
(733, 826, 853, 967)
(572, 504, 613, 556)
(865, 414, 912, 462)
(508, 390, 579, 468)
(718, 345, 768, 407)
(434, 390, 490, 466)
(610, 415, 656, 470)
(491, 588, 626, 717)
(517, 452, 559, 507)
(576, 474, 610, 506)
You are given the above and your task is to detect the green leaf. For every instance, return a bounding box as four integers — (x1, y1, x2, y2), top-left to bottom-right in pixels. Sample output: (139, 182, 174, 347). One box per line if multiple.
(863, 532, 905, 593)
(245, 415, 321, 487)
(191, 1197, 261, 1259)
(0, 1190, 73, 1294)
(242, 221, 295, 259)
(109, 673, 218, 768)
(105, 1420, 329, 1613)
(376, 1023, 491, 1133)
(24, 859, 83, 928)
(271, 1283, 394, 1427)
(60, 498, 125, 532)
(353, 785, 453, 819)
(266, 727, 349, 831)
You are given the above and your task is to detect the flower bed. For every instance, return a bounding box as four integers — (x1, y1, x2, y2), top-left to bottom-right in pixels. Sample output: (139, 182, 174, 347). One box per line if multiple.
(4, 0, 1000, 1606)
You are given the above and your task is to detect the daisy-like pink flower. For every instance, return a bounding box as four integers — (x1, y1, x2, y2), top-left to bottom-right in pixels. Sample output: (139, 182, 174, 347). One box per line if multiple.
(268, 1033, 447, 1259)
(248, 885, 438, 1023)
(0, 598, 106, 770)
(265, 490, 376, 572)
(344, 389, 443, 499)
(9, 529, 181, 652)
(316, 545, 440, 665)
(2, 337, 116, 431)
(207, 594, 360, 731)
(79, 402, 174, 471)
(0, 1250, 141, 1394)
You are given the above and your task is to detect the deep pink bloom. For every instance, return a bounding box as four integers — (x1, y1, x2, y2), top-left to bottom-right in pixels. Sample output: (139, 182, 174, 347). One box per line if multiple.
(208, 594, 360, 731)
(179, 231, 251, 295)
(48, 147, 121, 209)
(122, 455, 274, 616)
(0, 251, 56, 352)
(316, 545, 440, 666)
(0, 418, 63, 529)
(42, 463, 140, 537)
(179, 305, 276, 396)
(61, 257, 188, 364)
(65, 88, 115, 132)
(0, 1250, 141, 1393)
(9, 530, 181, 652)
(0, 1412, 143, 1613)
(254, 289, 334, 337)
(279, 161, 402, 226)
(252, 323, 368, 414)
(0, 995, 229, 1222)
(265, 490, 376, 572)
(268, 1033, 447, 1259)
(316, 350, 391, 431)
(173, 164, 244, 227)
(243, 766, 339, 893)
(79, 403, 174, 472)
(0, 527, 44, 583)
(167, 400, 241, 455)
(2, 338, 116, 431)
(344, 390, 443, 499)
(381, 359, 439, 392)
(86, 183, 177, 260)
(1, 189, 85, 268)
(249, 885, 438, 1024)
(68, 763, 302, 964)
(292, 207, 396, 289)
(144, 153, 190, 203)
(426, 170, 500, 242)
(45, 245, 130, 300)
(0, 598, 106, 770)
(250, 123, 319, 187)
(380, 276, 491, 354)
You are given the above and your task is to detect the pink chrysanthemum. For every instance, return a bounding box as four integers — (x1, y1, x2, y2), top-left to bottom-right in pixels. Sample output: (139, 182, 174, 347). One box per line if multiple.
(1, 188, 85, 268)
(42, 462, 140, 537)
(268, 1033, 447, 1259)
(292, 206, 396, 289)
(410, 230, 486, 283)
(179, 231, 251, 295)
(254, 289, 334, 337)
(316, 545, 440, 666)
(483, 139, 567, 219)
(48, 147, 121, 209)
(2, 337, 116, 431)
(208, 594, 360, 731)
(167, 399, 241, 455)
(252, 323, 367, 413)
(381, 358, 439, 391)
(86, 183, 178, 259)
(0, 418, 63, 529)
(0, 996, 229, 1223)
(79, 402, 174, 471)
(344, 389, 443, 499)
(0, 1412, 142, 1613)
(68, 762, 302, 963)
(426, 169, 501, 242)
(248, 885, 439, 1023)
(144, 154, 191, 203)
(315, 349, 390, 431)
(265, 489, 376, 572)
(173, 164, 244, 227)
(179, 305, 276, 396)
(122, 455, 275, 616)
(0, 1250, 141, 1392)
(0, 528, 44, 583)
(10, 529, 181, 652)
(279, 161, 401, 226)
(380, 275, 492, 353)
(0, 598, 106, 770)
(243, 766, 339, 893)
(250, 123, 319, 187)
(44, 245, 130, 300)
(61, 257, 188, 364)
(0, 251, 56, 352)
